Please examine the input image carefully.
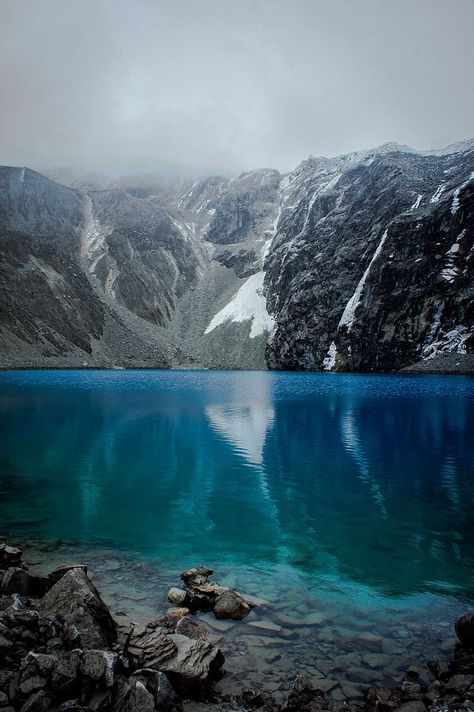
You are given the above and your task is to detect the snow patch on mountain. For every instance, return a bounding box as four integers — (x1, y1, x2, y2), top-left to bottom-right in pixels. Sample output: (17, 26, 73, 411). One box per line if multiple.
(410, 194, 423, 210)
(339, 229, 389, 332)
(422, 325, 471, 360)
(323, 341, 337, 371)
(430, 184, 446, 203)
(205, 271, 274, 338)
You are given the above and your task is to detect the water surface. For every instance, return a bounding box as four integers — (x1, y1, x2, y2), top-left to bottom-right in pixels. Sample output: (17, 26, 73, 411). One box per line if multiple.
(1, 370, 473, 698)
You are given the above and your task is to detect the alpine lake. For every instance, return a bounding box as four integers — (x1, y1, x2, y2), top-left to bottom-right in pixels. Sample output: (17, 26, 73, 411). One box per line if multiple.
(1, 369, 473, 702)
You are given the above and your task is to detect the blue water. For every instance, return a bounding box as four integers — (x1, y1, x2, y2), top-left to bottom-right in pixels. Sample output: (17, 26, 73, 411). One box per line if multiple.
(1, 370, 473, 694)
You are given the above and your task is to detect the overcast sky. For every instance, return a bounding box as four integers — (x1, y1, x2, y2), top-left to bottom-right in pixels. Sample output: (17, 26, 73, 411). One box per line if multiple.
(1, 0, 473, 176)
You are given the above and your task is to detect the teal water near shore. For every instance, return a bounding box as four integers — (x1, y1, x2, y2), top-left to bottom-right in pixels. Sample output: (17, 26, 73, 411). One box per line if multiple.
(1, 370, 473, 697)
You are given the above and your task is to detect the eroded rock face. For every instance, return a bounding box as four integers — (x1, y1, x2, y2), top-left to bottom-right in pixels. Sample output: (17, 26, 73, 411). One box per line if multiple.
(125, 625, 224, 693)
(265, 145, 474, 372)
(40, 568, 117, 649)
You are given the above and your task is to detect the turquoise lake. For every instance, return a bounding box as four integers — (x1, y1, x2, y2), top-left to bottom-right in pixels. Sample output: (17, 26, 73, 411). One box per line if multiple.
(1, 369, 473, 698)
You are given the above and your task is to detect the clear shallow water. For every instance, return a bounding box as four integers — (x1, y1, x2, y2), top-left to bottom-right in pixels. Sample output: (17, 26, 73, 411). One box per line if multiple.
(1, 370, 473, 698)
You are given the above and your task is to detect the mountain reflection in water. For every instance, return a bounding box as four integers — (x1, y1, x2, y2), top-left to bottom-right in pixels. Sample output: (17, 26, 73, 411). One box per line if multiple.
(0, 369, 473, 601)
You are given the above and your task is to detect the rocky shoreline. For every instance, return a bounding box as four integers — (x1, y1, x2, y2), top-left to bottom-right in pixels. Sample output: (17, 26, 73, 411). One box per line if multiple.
(1, 354, 474, 374)
(1, 544, 473, 712)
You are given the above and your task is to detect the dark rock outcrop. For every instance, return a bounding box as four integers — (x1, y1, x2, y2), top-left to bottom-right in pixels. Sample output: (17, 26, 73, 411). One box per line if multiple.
(2, 541, 474, 712)
(362, 611, 474, 712)
(0, 542, 203, 710)
(265, 144, 474, 372)
(455, 611, 474, 649)
(40, 568, 117, 649)
(0, 568, 50, 597)
(125, 625, 224, 694)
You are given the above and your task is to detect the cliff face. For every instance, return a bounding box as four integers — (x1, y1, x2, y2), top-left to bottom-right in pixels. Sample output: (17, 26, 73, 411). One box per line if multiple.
(0, 141, 473, 372)
(264, 145, 474, 372)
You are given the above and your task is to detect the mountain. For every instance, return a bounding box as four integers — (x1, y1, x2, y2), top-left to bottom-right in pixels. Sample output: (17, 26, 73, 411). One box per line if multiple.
(0, 141, 473, 372)
(265, 143, 474, 372)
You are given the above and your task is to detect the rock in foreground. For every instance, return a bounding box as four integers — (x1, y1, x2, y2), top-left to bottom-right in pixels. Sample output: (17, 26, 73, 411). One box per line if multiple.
(40, 567, 117, 649)
(170, 564, 253, 620)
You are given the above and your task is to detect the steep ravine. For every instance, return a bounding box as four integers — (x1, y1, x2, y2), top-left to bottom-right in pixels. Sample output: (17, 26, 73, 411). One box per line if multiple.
(0, 141, 473, 372)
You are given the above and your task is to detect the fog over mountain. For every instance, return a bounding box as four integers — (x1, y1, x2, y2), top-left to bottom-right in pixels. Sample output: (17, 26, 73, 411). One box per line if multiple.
(1, 0, 473, 176)
(0, 140, 473, 372)
(0, 1, 473, 374)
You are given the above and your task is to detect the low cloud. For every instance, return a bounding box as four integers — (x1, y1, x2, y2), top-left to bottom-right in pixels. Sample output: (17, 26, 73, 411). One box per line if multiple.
(1, 0, 473, 177)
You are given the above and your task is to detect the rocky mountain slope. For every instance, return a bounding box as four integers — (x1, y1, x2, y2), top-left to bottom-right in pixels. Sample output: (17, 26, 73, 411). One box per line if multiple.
(0, 141, 473, 372)
(265, 142, 474, 372)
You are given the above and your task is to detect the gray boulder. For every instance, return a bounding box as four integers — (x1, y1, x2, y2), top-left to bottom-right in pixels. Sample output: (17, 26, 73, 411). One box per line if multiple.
(19, 689, 53, 712)
(116, 679, 155, 712)
(80, 649, 118, 687)
(0, 544, 23, 568)
(48, 564, 88, 587)
(167, 587, 187, 606)
(40, 569, 116, 649)
(213, 589, 251, 620)
(129, 668, 175, 710)
(50, 650, 82, 693)
(126, 625, 224, 693)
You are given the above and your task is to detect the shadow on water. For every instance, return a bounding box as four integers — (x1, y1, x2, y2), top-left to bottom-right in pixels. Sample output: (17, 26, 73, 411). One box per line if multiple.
(0, 369, 473, 601)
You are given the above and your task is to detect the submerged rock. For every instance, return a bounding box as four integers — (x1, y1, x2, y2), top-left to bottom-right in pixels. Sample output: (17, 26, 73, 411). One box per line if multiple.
(348, 632, 383, 653)
(167, 607, 190, 618)
(286, 674, 339, 711)
(6, 542, 474, 712)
